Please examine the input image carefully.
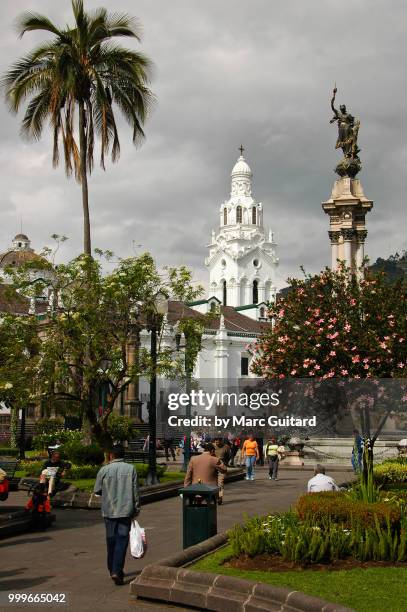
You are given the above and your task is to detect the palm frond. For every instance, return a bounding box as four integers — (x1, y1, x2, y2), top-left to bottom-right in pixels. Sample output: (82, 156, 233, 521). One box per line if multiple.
(20, 89, 52, 140)
(16, 12, 64, 39)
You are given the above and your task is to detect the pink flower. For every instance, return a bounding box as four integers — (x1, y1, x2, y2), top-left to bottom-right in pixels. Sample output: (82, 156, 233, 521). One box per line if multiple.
(329, 350, 336, 357)
(314, 364, 321, 370)
(344, 323, 351, 332)
(340, 369, 348, 376)
(290, 369, 297, 375)
(350, 299, 356, 306)
(352, 355, 360, 363)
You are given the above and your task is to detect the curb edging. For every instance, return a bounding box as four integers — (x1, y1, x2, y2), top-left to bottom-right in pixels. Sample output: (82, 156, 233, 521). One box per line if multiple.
(130, 533, 354, 612)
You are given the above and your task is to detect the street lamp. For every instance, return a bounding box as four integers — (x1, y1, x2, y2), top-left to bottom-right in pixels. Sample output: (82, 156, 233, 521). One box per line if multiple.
(175, 330, 193, 472)
(145, 295, 168, 486)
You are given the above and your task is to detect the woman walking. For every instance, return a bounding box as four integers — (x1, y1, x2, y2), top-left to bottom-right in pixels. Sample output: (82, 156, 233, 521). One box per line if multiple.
(242, 433, 259, 480)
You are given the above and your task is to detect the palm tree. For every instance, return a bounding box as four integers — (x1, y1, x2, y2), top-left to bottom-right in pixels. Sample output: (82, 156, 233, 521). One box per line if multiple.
(2, 0, 154, 256)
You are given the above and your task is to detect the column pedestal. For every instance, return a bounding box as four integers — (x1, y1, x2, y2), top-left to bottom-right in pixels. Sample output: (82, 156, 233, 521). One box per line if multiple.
(322, 177, 373, 273)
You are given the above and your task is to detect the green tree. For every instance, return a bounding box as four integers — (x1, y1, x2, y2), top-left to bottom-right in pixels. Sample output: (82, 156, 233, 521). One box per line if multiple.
(0, 311, 40, 448)
(2, 0, 154, 255)
(8, 252, 202, 452)
(251, 264, 407, 479)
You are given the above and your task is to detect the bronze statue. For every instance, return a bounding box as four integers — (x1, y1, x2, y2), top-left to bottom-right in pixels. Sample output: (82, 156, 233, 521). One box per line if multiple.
(330, 86, 361, 177)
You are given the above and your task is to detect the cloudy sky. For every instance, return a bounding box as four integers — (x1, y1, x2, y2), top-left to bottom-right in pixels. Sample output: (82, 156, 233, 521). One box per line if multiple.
(0, 0, 406, 290)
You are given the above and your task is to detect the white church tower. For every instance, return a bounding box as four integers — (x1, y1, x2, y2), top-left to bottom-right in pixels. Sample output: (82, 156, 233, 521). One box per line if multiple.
(205, 147, 278, 313)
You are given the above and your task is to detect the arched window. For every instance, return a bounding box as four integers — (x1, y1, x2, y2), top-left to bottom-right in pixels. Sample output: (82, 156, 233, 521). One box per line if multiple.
(252, 207, 257, 224)
(259, 307, 265, 319)
(223, 280, 227, 306)
(252, 280, 258, 304)
(236, 206, 242, 223)
(223, 208, 228, 225)
(210, 301, 216, 312)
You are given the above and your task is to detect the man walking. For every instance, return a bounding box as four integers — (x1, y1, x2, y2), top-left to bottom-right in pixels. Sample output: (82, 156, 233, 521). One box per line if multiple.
(94, 445, 140, 585)
(214, 438, 230, 504)
(242, 433, 259, 481)
(184, 443, 226, 495)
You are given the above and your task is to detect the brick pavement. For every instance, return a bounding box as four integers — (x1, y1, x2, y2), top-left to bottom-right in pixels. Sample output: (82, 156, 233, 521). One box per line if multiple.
(0, 466, 353, 612)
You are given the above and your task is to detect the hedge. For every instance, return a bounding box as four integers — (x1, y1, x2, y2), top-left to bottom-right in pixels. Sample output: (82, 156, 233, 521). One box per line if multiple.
(0, 447, 20, 457)
(59, 442, 104, 466)
(296, 492, 401, 528)
(17, 460, 167, 480)
(374, 462, 407, 485)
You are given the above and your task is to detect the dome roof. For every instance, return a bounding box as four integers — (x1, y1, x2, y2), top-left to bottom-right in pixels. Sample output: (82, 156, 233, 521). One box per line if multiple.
(0, 250, 46, 269)
(231, 154, 252, 177)
(13, 233, 29, 241)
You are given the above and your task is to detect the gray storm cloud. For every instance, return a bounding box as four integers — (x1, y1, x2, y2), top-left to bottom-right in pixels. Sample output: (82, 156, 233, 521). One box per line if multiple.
(0, 0, 405, 289)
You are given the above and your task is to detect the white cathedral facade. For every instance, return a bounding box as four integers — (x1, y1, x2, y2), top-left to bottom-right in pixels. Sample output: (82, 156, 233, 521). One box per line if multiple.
(205, 148, 278, 313)
(137, 150, 279, 420)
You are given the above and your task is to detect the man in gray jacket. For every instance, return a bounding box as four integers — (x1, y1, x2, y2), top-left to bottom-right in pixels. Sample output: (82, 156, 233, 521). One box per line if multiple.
(94, 445, 140, 585)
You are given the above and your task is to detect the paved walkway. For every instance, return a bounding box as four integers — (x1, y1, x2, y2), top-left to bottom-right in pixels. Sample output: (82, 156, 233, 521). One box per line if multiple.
(0, 466, 353, 611)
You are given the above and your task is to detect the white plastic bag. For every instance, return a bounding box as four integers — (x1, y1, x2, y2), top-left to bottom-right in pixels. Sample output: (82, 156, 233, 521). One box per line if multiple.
(130, 519, 146, 558)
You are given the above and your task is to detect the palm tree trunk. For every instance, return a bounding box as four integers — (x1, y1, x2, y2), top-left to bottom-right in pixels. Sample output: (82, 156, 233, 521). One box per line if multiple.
(78, 101, 91, 256)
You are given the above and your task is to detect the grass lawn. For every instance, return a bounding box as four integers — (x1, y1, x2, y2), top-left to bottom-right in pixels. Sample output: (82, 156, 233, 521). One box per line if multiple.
(192, 545, 407, 612)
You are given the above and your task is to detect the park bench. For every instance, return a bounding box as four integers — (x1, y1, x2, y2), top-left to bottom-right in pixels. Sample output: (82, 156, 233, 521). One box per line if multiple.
(0, 459, 20, 494)
(0, 459, 18, 479)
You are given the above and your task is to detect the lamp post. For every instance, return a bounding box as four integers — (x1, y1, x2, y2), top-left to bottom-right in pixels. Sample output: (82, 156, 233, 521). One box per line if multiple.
(175, 331, 193, 472)
(145, 295, 168, 486)
(18, 406, 26, 460)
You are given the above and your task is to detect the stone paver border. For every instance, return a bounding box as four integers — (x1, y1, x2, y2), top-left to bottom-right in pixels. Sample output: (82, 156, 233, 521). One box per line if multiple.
(131, 533, 354, 612)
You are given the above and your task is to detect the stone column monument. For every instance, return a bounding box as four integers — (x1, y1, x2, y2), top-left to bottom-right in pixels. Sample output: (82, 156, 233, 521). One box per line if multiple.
(322, 87, 373, 272)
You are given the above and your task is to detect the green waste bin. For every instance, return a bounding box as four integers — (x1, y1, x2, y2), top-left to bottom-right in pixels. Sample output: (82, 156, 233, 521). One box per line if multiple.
(180, 483, 219, 549)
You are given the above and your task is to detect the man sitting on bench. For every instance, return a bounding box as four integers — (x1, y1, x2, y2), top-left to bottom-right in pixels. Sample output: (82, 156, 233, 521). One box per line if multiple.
(40, 451, 68, 496)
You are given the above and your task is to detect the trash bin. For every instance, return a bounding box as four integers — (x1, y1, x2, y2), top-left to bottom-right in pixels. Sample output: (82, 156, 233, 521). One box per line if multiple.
(180, 483, 219, 549)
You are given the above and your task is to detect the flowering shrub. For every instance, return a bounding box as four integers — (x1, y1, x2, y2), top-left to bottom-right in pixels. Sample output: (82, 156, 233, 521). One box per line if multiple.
(228, 511, 407, 563)
(251, 265, 407, 379)
(32, 428, 83, 450)
(296, 492, 401, 528)
(374, 462, 407, 484)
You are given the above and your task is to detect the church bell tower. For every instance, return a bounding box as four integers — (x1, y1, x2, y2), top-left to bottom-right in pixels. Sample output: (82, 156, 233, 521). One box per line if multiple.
(205, 147, 278, 307)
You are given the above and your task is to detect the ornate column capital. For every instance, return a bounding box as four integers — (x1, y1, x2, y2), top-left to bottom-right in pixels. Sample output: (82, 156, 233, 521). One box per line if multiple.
(341, 228, 356, 241)
(328, 230, 341, 244)
(355, 229, 368, 243)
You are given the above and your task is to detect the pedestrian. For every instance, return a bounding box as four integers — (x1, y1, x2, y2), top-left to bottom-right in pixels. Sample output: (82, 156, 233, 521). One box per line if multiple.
(351, 429, 363, 473)
(265, 436, 280, 480)
(184, 443, 227, 501)
(242, 433, 259, 480)
(213, 438, 230, 504)
(163, 432, 176, 462)
(229, 435, 239, 466)
(94, 444, 140, 586)
(307, 464, 339, 493)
